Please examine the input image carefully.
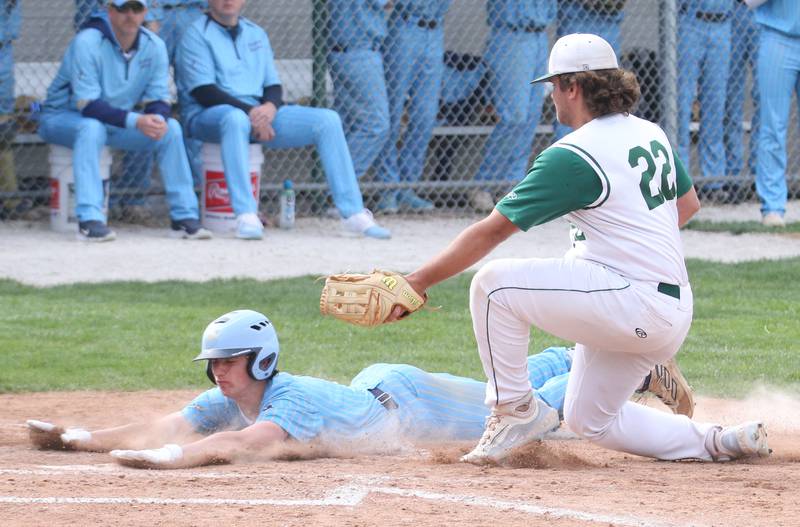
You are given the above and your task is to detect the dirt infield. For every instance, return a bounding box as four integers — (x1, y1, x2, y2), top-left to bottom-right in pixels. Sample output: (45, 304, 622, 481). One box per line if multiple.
(2, 391, 798, 527)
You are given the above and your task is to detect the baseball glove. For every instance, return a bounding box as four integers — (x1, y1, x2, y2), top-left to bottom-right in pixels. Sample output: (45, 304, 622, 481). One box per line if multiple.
(319, 270, 426, 327)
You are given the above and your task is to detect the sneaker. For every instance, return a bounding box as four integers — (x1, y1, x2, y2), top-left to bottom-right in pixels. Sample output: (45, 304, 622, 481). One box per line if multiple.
(342, 209, 391, 239)
(762, 212, 786, 228)
(708, 421, 771, 461)
(397, 189, 434, 212)
(460, 394, 560, 465)
(236, 212, 264, 240)
(170, 218, 212, 240)
(469, 189, 495, 213)
(636, 358, 695, 418)
(77, 220, 116, 242)
(376, 192, 400, 215)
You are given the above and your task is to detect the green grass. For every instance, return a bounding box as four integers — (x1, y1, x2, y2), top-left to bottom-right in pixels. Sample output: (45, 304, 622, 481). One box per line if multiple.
(685, 219, 800, 235)
(1, 258, 799, 398)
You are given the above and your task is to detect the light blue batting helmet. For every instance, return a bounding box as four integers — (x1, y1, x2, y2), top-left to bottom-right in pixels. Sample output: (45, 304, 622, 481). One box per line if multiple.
(194, 310, 280, 383)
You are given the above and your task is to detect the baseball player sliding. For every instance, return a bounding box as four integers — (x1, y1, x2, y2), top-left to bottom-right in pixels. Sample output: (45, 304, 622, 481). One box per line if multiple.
(378, 33, 770, 464)
(27, 309, 690, 469)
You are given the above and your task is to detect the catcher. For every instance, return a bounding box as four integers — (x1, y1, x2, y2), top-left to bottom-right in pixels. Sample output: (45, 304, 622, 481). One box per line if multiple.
(27, 309, 692, 469)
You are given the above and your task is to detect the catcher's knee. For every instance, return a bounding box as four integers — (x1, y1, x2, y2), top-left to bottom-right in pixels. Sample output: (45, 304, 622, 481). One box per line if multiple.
(470, 260, 507, 299)
(563, 406, 611, 442)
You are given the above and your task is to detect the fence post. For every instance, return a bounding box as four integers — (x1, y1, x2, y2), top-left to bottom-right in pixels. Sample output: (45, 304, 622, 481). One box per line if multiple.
(660, 0, 678, 147)
(309, 0, 330, 213)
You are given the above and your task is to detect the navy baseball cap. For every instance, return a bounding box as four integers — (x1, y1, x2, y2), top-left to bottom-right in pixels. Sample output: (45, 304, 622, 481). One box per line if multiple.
(110, 0, 148, 7)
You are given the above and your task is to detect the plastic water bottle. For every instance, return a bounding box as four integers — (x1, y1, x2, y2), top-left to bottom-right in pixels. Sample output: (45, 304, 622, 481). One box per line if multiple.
(279, 179, 295, 229)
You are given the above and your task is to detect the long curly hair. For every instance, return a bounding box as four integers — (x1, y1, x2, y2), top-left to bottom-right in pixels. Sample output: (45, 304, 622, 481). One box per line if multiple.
(557, 69, 641, 117)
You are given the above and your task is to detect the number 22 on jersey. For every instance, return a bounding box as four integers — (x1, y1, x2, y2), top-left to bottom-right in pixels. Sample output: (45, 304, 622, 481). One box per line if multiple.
(628, 140, 677, 210)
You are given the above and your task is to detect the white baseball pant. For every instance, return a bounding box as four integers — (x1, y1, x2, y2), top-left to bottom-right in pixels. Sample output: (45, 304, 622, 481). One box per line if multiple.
(469, 256, 716, 460)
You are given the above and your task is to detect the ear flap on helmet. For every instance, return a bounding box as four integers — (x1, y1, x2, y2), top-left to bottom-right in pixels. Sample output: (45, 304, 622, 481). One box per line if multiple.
(248, 351, 277, 381)
(206, 361, 216, 384)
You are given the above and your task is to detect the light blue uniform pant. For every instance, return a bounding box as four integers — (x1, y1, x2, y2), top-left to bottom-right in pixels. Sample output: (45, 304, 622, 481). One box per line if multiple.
(188, 104, 365, 218)
(377, 19, 444, 186)
(351, 346, 572, 442)
(477, 28, 548, 183)
(724, 5, 759, 178)
(38, 112, 200, 223)
(755, 28, 800, 215)
(554, 3, 623, 139)
(677, 15, 731, 187)
(0, 44, 12, 117)
(327, 48, 390, 178)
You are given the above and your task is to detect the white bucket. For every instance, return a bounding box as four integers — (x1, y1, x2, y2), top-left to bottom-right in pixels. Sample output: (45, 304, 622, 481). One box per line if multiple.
(49, 145, 112, 233)
(201, 143, 264, 235)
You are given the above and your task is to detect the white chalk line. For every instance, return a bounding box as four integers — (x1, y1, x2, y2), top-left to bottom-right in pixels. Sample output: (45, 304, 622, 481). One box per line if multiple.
(0, 476, 698, 527)
(0, 465, 249, 479)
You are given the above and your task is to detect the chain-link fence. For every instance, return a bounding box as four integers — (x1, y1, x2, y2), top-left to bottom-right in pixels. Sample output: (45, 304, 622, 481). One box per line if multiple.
(1, 1, 797, 227)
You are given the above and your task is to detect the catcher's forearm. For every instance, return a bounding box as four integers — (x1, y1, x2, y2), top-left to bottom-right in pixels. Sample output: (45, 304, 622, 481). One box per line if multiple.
(408, 210, 518, 292)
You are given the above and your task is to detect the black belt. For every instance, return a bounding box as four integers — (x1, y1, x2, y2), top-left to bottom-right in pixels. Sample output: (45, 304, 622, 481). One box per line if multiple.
(695, 11, 729, 22)
(330, 41, 381, 54)
(399, 12, 438, 29)
(368, 387, 399, 410)
(503, 22, 547, 33)
(657, 283, 680, 300)
(162, 3, 203, 9)
(680, 8, 730, 23)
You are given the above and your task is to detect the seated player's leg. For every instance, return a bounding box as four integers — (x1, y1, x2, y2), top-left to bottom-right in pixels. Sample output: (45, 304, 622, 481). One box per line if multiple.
(265, 105, 364, 218)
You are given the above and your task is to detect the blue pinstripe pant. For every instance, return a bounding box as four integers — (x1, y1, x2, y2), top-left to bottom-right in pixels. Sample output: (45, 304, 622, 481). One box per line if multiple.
(327, 48, 390, 179)
(755, 27, 800, 215)
(477, 27, 549, 183)
(677, 15, 731, 186)
(350, 346, 572, 442)
(724, 4, 759, 178)
(377, 19, 444, 187)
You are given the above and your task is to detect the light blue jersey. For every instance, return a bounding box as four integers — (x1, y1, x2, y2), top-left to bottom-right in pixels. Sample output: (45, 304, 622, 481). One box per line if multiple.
(393, 0, 451, 20)
(43, 12, 169, 130)
(176, 15, 281, 128)
(487, 0, 557, 30)
(182, 347, 572, 445)
(1, 1, 21, 116)
(0, 1, 21, 42)
(327, 0, 389, 50)
(681, 0, 732, 15)
(754, 0, 800, 37)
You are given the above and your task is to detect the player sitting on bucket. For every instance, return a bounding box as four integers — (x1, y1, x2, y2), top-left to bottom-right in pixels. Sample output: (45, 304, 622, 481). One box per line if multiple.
(27, 309, 691, 469)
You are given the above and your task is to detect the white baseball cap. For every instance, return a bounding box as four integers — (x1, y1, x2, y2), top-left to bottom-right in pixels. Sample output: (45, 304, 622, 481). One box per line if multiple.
(531, 33, 619, 84)
(110, 0, 148, 7)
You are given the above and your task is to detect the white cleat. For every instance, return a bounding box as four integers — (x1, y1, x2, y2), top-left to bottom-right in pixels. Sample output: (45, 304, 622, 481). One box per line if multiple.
(460, 397, 560, 465)
(710, 421, 771, 461)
